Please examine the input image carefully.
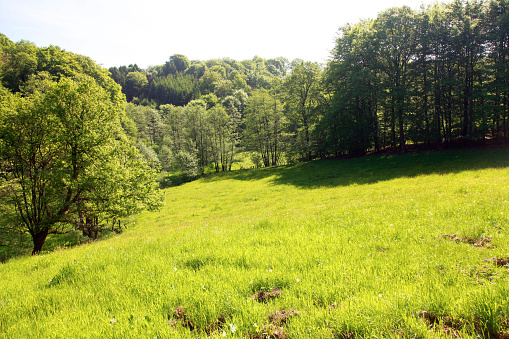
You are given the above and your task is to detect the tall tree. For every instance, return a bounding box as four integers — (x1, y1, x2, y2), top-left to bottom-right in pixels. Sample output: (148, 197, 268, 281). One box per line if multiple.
(183, 101, 210, 175)
(0, 40, 38, 92)
(375, 6, 418, 153)
(324, 20, 381, 155)
(243, 89, 287, 167)
(485, 0, 509, 139)
(284, 60, 323, 160)
(208, 105, 237, 171)
(163, 54, 190, 75)
(0, 75, 162, 254)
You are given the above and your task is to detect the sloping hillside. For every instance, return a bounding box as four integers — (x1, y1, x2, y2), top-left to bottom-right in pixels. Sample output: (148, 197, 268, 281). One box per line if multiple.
(1, 147, 508, 338)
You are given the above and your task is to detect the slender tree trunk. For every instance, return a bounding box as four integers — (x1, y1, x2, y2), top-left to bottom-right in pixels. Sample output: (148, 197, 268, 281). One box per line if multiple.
(304, 114, 311, 161)
(434, 58, 443, 143)
(462, 55, 470, 138)
(391, 97, 396, 149)
(447, 84, 453, 142)
(423, 68, 430, 145)
(398, 107, 406, 153)
(370, 95, 380, 152)
(94, 217, 99, 240)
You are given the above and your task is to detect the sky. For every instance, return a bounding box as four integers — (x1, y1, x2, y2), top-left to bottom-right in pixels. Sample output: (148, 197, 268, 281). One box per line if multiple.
(0, 0, 436, 69)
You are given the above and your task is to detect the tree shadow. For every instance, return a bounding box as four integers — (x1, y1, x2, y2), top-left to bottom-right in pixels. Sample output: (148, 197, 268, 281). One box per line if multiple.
(211, 146, 509, 189)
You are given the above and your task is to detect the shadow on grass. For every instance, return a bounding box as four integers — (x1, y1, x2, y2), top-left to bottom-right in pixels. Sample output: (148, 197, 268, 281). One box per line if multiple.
(202, 146, 509, 189)
(0, 230, 114, 263)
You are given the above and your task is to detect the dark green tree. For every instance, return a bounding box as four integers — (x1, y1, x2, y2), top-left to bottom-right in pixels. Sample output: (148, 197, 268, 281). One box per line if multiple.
(375, 6, 418, 153)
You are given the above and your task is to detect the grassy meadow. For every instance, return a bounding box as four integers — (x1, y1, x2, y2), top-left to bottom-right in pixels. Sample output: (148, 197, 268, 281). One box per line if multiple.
(1, 147, 509, 338)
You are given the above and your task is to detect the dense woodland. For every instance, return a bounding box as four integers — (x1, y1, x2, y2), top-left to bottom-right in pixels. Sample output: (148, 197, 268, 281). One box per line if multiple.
(105, 0, 509, 175)
(326, 0, 509, 154)
(1, 0, 509, 254)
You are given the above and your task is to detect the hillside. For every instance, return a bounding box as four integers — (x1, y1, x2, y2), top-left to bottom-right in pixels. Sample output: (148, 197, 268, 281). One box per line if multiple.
(1, 147, 509, 338)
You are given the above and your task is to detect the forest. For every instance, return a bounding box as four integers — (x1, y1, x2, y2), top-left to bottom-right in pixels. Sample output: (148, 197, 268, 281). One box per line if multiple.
(105, 0, 509, 176)
(1, 0, 509, 255)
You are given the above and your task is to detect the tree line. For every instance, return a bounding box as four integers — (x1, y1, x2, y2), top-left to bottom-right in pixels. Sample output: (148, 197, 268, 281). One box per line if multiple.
(112, 58, 322, 178)
(109, 0, 509, 179)
(108, 55, 288, 107)
(322, 0, 509, 155)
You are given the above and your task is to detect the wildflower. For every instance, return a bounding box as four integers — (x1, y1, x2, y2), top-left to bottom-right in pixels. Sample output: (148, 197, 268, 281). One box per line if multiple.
(229, 323, 237, 333)
(110, 317, 117, 324)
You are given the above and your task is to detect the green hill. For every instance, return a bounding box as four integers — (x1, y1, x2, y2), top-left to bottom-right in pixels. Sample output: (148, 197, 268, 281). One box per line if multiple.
(1, 147, 509, 338)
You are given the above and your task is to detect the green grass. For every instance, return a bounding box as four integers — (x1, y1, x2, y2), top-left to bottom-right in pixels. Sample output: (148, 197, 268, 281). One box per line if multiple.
(1, 147, 509, 338)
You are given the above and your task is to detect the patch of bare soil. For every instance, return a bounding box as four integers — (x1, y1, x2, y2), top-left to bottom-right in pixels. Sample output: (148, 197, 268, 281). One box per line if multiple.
(252, 288, 283, 303)
(417, 311, 509, 338)
(247, 309, 299, 339)
(268, 309, 299, 326)
(441, 234, 493, 248)
(168, 306, 229, 336)
(169, 306, 195, 331)
(417, 310, 438, 325)
(494, 318, 509, 339)
(483, 257, 509, 267)
(417, 311, 463, 337)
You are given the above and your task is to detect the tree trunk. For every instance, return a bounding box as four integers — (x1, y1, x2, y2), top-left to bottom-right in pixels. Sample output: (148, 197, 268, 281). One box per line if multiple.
(391, 94, 397, 149)
(398, 107, 406, 154)
(32, 229, 49, 255)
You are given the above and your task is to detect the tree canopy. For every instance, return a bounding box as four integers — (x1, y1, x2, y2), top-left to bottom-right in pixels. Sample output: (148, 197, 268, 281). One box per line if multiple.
(321, 0, 509, 156)
(98, 0, 509, 177)
(0, 36, 163, 254)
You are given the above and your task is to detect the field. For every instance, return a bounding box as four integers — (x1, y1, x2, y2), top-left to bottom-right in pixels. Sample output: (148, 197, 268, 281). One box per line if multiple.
(1, 147, 509, 338)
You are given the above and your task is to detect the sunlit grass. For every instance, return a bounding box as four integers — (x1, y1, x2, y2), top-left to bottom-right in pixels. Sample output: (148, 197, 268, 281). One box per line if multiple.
(1, 147, 508, 338)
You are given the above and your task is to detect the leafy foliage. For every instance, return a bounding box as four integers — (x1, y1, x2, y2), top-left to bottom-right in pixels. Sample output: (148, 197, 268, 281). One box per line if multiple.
(243, 89, 288, 167)
(323, 0, 509, 155)
(0, 37, 163, 254)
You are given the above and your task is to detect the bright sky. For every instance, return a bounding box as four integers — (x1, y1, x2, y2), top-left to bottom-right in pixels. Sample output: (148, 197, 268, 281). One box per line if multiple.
(0, 0, 436, 69)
